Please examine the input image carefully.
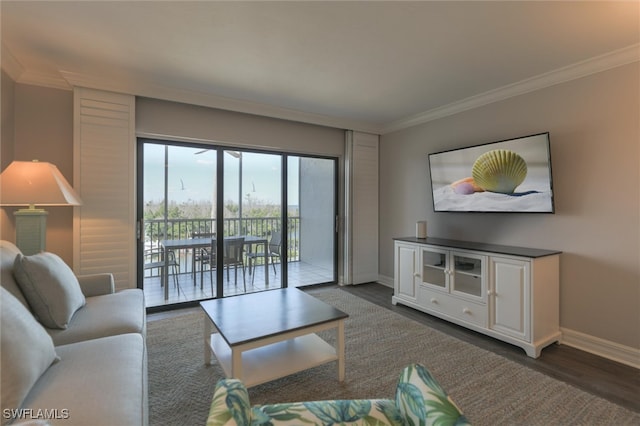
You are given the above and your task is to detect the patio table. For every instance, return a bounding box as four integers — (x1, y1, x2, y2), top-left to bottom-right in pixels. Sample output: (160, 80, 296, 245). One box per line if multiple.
(160, 236, 269, 300)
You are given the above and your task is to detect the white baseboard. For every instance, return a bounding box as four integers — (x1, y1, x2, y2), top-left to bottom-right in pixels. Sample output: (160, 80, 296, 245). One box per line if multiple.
(560, 328, 640, 369)
(376, 274, 394, 288)
(373, 276, 639, 368)
(374, 276, 639, 368)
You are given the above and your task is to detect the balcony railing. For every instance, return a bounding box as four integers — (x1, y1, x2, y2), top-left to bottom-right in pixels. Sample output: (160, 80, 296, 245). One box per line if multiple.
(143, 217, 300, 276)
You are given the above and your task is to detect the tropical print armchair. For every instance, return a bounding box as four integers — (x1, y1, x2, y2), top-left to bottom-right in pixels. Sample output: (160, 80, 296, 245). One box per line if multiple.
(206, 363, 470, 426)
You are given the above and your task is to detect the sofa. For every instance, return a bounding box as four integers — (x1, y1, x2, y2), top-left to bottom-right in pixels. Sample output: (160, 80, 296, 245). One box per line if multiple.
(0, 240, 147, 426)
(206, 363, 470, 426)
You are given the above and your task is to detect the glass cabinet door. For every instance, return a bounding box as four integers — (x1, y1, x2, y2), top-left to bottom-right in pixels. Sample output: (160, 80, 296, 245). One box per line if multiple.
(451, 252, 486, 301)
(420, 248, 448, 290)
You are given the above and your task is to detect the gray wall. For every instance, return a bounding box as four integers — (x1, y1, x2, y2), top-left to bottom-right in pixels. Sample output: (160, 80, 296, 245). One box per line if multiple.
(1, 90, 345, 268)
(136, 97, 344, 157)
(379, 63, 639, 349)
(1, 71, 16, 243)
(1, 79, 74, 264)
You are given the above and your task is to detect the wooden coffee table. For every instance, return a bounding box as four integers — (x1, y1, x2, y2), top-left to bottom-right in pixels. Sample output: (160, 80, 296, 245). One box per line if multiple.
(200, 288, 348, 387)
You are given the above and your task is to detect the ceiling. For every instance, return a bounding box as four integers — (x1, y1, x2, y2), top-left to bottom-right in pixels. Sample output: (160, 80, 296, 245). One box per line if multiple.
(2, 1, 638, 134)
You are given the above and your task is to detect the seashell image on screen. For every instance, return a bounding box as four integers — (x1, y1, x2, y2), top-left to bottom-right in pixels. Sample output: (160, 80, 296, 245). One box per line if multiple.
(428, 132, 555, 213)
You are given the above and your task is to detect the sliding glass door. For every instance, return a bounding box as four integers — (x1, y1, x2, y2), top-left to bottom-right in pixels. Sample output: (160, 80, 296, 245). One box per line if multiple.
(288, 156, 337, 286)
(138, 139, 337, 308)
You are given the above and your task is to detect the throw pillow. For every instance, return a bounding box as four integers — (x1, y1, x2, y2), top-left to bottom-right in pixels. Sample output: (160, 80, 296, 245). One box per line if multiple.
(0, 287, 59, 423)
(13, 252, 86, 329)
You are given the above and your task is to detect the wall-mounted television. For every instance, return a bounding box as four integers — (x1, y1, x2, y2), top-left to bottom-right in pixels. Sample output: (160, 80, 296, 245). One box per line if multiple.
(428, 132, 555, 213)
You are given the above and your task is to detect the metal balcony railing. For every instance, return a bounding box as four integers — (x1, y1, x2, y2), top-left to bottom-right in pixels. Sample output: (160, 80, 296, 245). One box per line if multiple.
(143, 216, 300, 276)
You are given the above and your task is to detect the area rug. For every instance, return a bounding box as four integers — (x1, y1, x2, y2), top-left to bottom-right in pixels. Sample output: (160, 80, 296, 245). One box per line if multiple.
(147, 287, 640, 425)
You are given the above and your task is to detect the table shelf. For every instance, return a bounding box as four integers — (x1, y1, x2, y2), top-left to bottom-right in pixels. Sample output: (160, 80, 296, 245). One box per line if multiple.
(209, 333, 338, 388)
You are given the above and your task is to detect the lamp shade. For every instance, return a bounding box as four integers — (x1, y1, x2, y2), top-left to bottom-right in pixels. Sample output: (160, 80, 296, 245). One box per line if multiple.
(0, 160, 82, 206)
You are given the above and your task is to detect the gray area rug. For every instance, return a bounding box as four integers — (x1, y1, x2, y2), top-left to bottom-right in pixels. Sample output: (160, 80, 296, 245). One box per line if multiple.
(147, 287, 640, 425)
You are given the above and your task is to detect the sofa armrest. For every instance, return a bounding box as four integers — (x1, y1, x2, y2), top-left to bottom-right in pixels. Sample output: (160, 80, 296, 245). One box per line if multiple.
(396, 363, 470, 425)
(207, 379, 252, 426)
(77, 273, 115, 297)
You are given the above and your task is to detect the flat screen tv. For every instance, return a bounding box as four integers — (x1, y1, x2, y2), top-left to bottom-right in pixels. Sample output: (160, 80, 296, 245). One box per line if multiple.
(428, 132, 555, 213)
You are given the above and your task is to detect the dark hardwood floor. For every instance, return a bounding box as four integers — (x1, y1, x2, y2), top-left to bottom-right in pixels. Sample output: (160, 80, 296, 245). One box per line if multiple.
(340, 282, 640, 413)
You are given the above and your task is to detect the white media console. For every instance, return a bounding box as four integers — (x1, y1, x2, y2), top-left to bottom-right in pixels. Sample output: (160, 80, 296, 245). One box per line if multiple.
(392, 237, 561, 358)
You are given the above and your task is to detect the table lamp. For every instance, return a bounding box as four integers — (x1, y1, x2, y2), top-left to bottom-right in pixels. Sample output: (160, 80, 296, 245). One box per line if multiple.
(0, 160, 82, 255)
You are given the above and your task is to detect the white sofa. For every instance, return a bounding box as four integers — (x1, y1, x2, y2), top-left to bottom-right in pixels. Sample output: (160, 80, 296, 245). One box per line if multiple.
(0, 240, 147, 426)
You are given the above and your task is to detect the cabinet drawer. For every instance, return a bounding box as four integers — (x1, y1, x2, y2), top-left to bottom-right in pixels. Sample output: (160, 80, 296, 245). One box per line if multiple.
(418, 286, 487, 328)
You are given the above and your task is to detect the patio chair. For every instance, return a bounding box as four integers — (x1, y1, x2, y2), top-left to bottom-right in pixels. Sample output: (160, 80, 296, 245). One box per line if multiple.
(246, 230, 281, 284)
(223, 237, 246, 291)
(144, 247, 179, 289)
(191, 232, 216, 290)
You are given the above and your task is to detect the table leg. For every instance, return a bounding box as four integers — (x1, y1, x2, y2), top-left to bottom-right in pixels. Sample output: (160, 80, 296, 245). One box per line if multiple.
(163, 247, 169, 300)
(204, 316, 212, 365)
(337, 320, 345, 381)
(263, 241, 269, 286)
(231, 348, 243, 382)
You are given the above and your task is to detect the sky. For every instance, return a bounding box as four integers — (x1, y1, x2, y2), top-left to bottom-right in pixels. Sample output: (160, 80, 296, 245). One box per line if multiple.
(143, 144, 299, 206)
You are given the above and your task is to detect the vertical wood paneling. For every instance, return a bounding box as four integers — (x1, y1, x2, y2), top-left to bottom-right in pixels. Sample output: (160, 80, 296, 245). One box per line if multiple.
(73, 88, 135, 290)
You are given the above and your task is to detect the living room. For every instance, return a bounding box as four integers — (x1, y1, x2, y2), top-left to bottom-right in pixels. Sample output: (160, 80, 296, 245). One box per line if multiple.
(1, 1, 638, 425)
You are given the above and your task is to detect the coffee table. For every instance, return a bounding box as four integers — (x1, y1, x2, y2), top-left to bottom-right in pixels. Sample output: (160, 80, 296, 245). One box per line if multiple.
(200, 288, 348, 387)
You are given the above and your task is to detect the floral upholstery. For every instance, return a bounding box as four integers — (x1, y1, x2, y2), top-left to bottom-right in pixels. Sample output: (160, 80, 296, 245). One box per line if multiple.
(207, 363, 470, 426)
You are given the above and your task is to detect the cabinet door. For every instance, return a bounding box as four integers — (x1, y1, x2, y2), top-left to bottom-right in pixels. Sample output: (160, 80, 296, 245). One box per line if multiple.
(394, 243, 418, 301)
(419, 246, 449, 291)
(489, 257, 531, 342)
(451, 251, 486, 302)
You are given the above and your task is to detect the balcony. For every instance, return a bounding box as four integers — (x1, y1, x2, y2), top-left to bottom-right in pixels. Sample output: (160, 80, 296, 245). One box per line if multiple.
(143, 216, 334, 307)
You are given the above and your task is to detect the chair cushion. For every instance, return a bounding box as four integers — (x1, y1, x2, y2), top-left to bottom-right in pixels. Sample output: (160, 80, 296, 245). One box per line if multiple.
(395, 363, 469, 426)
(13, 252, 86, 329)
(0, 287, 59, 422)
(207, 379, 403, 426)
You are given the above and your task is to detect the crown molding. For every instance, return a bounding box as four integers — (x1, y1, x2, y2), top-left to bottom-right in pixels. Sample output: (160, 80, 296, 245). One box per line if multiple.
(16, 69, 71, 90)
(1, 42, 25, 82)
(59, 70, 382, 134)
(381, 43, 640, 134)
(1, 42, 71, 90)
(5, 42, 638, 135)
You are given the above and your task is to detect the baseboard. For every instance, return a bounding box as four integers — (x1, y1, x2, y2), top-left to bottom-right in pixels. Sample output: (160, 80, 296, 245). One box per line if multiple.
(561, 328, 640, 369)
(372, 277, 638, 368)
(376, 274, 394, 288)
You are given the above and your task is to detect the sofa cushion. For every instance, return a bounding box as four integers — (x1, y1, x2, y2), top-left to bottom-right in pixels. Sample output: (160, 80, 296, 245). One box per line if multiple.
(20, 333, 148, 426)
(0, 287, 59, 424)
(13, 252, 86, 329)
(0, 240, 30, 309)
(46, 289, 146, 346)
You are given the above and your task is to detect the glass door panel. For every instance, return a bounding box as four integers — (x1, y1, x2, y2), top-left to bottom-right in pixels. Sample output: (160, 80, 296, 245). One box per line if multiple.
(289, 156, 336, 287)
(420, 249, 447, 289)
(223, 150, 282, 295)
(452, 253, 486, 300)
(141, 142, 218, 307)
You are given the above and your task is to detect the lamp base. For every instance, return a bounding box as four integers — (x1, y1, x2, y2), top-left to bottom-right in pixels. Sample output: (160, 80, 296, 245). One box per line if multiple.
(15, 208, 48, 255)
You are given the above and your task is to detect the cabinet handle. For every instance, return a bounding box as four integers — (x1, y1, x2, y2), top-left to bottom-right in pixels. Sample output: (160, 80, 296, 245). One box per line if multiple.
(462, 307, 471, 314)
(430, 298, 438, 304)
(487, 290, 494, 296)
(414, 273, 420, 278)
